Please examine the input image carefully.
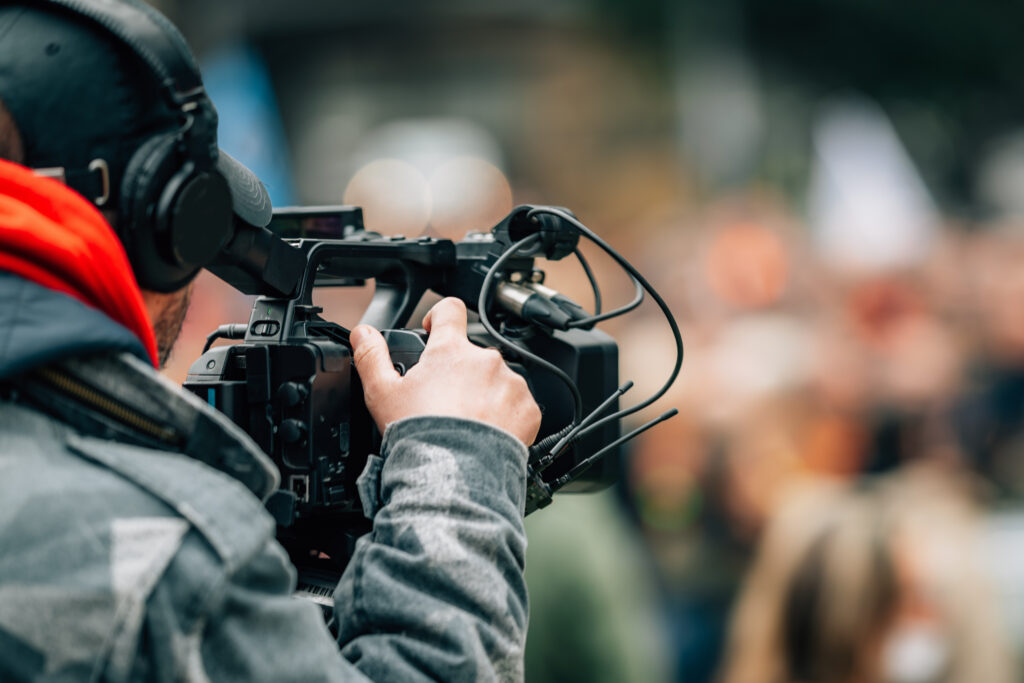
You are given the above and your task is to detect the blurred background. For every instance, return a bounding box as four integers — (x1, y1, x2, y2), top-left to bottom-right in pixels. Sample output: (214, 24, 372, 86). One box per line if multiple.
(153, 0, 1024, 680)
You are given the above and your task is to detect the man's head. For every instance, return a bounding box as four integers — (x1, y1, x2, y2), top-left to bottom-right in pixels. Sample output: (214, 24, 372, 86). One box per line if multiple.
(0, 1, 273, 365)
(0, 95, 188, 367)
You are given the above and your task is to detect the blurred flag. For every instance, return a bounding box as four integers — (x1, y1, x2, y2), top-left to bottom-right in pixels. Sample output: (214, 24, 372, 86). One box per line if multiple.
(202, 43, 296, 207)
(808, 96, 939, 272)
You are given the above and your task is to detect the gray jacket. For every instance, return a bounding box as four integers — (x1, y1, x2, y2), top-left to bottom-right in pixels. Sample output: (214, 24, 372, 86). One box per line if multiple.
(0, 273, 529, 681)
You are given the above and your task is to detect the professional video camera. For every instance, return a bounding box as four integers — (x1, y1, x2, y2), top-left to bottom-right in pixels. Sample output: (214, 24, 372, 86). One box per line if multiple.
(183, 204, 681, 606)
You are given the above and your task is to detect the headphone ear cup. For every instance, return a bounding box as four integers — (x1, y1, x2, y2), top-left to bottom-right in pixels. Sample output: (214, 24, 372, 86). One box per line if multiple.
(120, 132, 194, 291)
(120, 132, 233, 292)
(157, 165, 233, 273)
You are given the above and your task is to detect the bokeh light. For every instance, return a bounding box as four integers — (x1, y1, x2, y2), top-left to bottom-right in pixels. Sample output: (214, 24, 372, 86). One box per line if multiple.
(343, 158, 431, 235)
(428, 156, 513, 239)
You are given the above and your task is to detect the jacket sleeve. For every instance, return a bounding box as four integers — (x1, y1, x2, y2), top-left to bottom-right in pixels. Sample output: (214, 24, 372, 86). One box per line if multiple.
(334, 416, 530, 682)
(192, 416, 528, 682)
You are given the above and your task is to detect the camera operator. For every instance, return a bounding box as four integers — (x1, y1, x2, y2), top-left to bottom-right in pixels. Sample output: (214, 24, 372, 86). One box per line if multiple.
(0, 1, 540, 680)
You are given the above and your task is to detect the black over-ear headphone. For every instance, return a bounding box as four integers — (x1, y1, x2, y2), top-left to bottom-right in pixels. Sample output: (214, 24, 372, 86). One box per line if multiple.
(24, 0, 234, 292)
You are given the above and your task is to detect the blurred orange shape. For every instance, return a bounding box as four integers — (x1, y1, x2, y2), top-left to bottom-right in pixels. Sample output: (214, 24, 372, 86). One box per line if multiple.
(706, 222, 789, 310)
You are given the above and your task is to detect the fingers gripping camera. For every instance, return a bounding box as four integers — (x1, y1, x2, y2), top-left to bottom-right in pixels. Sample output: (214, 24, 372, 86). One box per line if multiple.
(350, 298, 542, 447)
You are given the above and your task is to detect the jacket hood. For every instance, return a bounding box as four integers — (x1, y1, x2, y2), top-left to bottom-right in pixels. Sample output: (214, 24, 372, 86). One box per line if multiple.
(0, 273, 150, 379)
(0, 158, 158, 372)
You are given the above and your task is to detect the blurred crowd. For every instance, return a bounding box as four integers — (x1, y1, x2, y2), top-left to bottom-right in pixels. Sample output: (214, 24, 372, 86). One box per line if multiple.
(158, 104, 1024, 683)
(150, 1, 1024, 681)
(506, 173, 1024, 681)
(170, 185, 1024, 683)
(593, 195, 1024, 682)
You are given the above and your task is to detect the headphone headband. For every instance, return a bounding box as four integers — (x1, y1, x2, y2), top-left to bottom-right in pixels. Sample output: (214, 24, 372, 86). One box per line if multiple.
(5, 0, 271, 292)
(25, 0, 206, 109)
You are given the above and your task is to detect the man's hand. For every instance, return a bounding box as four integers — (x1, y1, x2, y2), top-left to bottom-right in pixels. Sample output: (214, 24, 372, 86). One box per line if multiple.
(350, 298, 542, 445)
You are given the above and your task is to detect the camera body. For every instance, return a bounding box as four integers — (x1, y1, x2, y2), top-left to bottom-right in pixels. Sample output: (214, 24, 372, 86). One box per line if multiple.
(184, 206, 619, 574)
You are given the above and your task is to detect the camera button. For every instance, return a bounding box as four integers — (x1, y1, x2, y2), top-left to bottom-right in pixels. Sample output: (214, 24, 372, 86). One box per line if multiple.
(251, 320, 280, 336)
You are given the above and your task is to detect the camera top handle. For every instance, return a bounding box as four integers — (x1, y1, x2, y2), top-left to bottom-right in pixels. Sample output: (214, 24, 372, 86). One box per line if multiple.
(204, 205, 581, 337)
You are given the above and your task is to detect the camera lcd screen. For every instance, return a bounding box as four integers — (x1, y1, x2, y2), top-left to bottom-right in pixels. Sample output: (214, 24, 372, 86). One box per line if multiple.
(268, 206, 365, 239)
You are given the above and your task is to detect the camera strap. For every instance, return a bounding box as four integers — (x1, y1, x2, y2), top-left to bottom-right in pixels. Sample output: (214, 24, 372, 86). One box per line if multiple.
(9, 353, 280, 501)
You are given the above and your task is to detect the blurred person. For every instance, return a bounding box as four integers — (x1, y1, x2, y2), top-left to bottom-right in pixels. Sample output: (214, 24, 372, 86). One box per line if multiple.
(678, 193, 810, 326)
(826, 272, 967, 475)
(840, 273, 963, 411)
(967, 225, 1024, 366)
(954, 225, 1024, 496)
(717, 392, 863, 541)
(524, 490, 672, 683)
(0, 1, 541, 680)
(623, 414, 749, 683)
(721, 469, 1016, 683)
(704, 220, 790, 312)
(623, 389, 866, 683)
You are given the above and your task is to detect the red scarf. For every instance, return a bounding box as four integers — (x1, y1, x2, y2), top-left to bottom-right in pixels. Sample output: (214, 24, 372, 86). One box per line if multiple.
(0, 159, 159, 366)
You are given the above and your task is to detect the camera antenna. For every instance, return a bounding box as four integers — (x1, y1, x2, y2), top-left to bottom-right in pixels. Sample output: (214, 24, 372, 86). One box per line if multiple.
(551, 409, 680, 490)
(531, 380, 633, 471)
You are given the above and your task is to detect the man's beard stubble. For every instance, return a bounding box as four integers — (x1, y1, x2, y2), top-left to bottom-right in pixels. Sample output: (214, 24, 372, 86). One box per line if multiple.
(152, 284, 192, 369)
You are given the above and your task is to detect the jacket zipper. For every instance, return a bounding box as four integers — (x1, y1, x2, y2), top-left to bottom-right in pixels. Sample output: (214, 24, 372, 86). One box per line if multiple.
(35, 367, 181, 445)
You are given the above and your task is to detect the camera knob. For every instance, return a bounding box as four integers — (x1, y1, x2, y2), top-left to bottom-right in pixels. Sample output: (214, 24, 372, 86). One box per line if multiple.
(279, 419, 308, 444)
(277, 382, 309, 408)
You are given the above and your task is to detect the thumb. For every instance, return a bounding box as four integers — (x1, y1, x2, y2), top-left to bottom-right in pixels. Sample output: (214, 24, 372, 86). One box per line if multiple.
(350, 325, 399, 393)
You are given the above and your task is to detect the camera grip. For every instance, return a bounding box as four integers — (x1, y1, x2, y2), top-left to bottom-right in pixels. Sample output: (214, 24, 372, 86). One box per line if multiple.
(380, 329, 428, 376)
